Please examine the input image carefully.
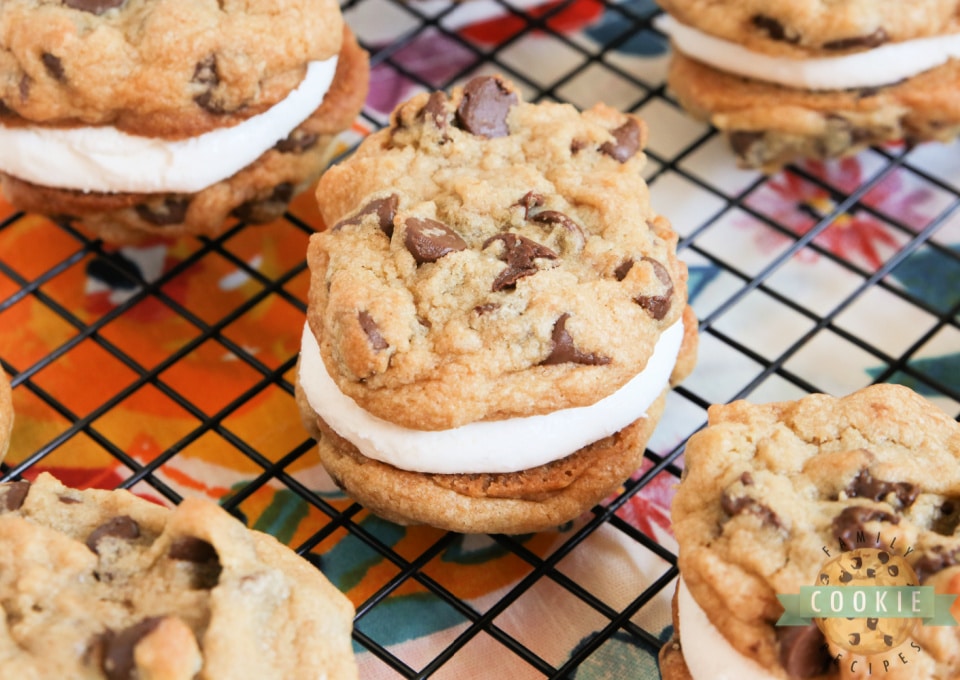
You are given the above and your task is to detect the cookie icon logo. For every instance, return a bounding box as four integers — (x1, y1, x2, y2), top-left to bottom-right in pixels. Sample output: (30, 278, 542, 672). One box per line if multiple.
(814, 548, 919, 655)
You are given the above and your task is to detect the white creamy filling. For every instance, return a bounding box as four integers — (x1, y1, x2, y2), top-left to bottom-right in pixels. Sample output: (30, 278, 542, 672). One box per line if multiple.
(298, 319, 684, 474)
(677, 577, 777, 680)
(0, 57, 338, 194)
(655, 14, 960, 89)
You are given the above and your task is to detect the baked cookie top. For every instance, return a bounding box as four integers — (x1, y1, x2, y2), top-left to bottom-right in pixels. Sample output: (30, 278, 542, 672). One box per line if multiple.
(0, 0, 343, 137)
(673, 384, 960, 678)
(308, 75, 688, 431)
(656, 0, 960, 57)
(0, 473, 357, 679)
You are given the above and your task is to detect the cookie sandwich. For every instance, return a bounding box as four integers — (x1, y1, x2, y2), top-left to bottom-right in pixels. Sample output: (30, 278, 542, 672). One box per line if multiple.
(0, 0, 369, 243)
(661, 384, 960, 679)
(654, 1, 960, 169)
(296, 75, 698, 535)
(0, 472, 357, 679)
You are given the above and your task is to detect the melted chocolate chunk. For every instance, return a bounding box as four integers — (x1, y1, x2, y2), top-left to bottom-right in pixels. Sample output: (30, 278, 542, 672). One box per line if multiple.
(516, 191, 544, 219)
(911, 546, 960, 583)
(169, 536, 217, 562)
(421, 91, 450, 139)
(933, 498, 960, 536)
(63, 0, 125, 14)
(600, 119, 641, 163)
(539, 313, 611, 366)
(823, 28, 889, 50)
(530, 209, 585, 237)
(333, 195, 398, 237)
(135, 197, 189, 226)
(403, 217, 467, 264)
(777, 624, 831, 679)
(751, 15, 799, 43)
(474, 302, 500, 315)
(42, 53, 65, 82)
(192, 55, 224, 113)
(614, 259, 633, 281)
(720, 492, 782, 529)
(455, 76, 517, 139)
(729, 130, 764, 157)
(358, 311, 388, 351)
(275, 130, 319, 154)
(0, 481, 30, 512)
(633, 257, 674, 320)
(86, 516, 140, 555)
(483, 232, 558, 291)
(846, 469, 919, 508)
(100, 617, 163, 680)
(832, 506, 899, 550)
(231, 183, 294, 223)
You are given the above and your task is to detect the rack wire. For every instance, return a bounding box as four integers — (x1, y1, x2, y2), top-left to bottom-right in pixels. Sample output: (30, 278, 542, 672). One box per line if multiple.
(1, 1, 959, 678)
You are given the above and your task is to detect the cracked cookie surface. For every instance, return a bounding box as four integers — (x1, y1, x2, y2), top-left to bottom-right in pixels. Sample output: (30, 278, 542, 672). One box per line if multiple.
(0, 473, 356, 680)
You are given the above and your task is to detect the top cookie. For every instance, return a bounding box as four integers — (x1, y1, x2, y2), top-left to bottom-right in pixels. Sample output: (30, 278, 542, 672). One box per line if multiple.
(309, 75, 688, 431)
(655, 0, 960, 57)
(0, 0, 343, 137)
(0, 472, 357, 679)
(673, 384, 960, 677)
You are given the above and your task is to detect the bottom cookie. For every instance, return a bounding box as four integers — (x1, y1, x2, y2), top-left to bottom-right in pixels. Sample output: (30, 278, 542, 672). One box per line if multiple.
(0, 473, 357, 680)
(667, 51, 960, 171)
(299, 382, 668, 535)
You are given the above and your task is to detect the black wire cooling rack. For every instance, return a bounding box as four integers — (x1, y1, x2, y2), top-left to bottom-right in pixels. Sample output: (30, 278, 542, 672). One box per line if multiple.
(2, 1, 960, 678)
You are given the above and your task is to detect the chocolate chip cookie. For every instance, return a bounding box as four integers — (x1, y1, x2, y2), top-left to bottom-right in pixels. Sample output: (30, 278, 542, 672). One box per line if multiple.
(0, 0, 369, 243)
(297, 75, 698, 534)
(655, 2, 960, 169)
(661, 384, 960, 679)
(0, 473, 357, 679)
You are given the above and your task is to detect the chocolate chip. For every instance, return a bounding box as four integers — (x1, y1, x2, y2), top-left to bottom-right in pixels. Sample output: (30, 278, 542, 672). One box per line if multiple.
(192, 55, 224, 113)
(358, 311, 388, 351)
(516, 191, 545, 219)
(729, 130, 764, 158)
(849, 632, 861, 646)
(474, 302, 500, 315)
(0, 481, 30, 512)
(632, 257, 674, 320)
(823, 28, 889, 50)
(846, 467, 917, 508)
(887, 565, 899, 576)
(851, 556, 862, 569)
(740, 471, 755, 485)
(832, 506, 899, 550)
(333, 195, 398, 237)
(720, 492, 782, 529)
(570, 139, 587, 154)
(777, 624, 830, 679)
(751, 15, 799, 43)
(231, 183, 294, 223)
(169, 536, 221, 588)
(100, 617, 163, 680)
(539, 313, 611, 366)
(883, 634, 894, 647)
(63, 0, 125, 14)
(867, 618, 878, 630)
(169, 536, 217, 562)
(483, 232, 558, 291)
(421, 91, 449, 139)
(275, 130, 319, 154)
(839, 570, 852, 583)
(614, 260, 633, 281)
(58, 495, 81, 504)
(877, 551, 890, 564)
(455, 76, 517, 139)
(911, 546, 960, 582)
(135, 197, 189, 226)
(529, 209, 585, 239)
(86, 516, 140, 554)
(600, 119, 641, 163)
(42, 53, 65, 82)
(403, 217, 467, 264)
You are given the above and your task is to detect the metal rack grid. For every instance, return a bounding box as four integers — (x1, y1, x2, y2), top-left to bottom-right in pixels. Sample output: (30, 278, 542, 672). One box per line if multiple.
(2, 0, 960, 678)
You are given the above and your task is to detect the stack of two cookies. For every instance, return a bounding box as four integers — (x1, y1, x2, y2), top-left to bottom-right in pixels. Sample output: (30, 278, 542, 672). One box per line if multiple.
(296, 75, 699, 535)
(0, 0, 369, 243)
